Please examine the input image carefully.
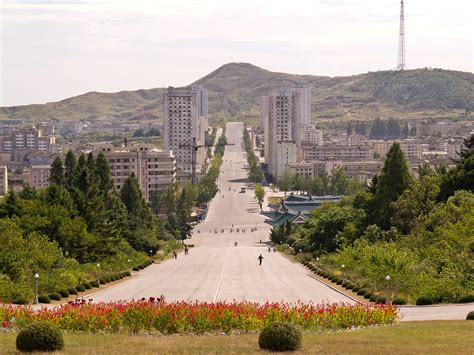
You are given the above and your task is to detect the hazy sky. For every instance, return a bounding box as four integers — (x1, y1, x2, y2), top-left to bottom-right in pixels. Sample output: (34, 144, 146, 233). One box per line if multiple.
(0, 0, 472, 106)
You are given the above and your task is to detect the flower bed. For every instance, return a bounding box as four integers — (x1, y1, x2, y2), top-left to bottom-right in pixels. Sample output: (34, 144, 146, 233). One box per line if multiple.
(0, 300, 398, 335)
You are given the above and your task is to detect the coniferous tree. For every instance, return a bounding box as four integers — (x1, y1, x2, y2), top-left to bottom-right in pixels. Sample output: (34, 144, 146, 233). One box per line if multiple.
(64, 150, 77, 188)
(50, 157, 64, 185)
(18, 184, 37, 200)
(95, 153, 113, 195)
(372, 143, 412, 229)
(346, 123, 353, 136)
(402, 122, 409, 138)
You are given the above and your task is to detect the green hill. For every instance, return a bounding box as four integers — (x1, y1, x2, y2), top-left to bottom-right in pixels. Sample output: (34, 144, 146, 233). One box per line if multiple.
(1, 63, 472, 125)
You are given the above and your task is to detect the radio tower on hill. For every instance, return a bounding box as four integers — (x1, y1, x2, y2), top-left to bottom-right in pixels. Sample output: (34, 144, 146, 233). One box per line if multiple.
(397, 0, 406, 70)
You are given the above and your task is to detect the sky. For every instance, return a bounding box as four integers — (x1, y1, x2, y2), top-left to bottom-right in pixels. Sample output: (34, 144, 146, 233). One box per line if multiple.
(0, 0, 472, 106)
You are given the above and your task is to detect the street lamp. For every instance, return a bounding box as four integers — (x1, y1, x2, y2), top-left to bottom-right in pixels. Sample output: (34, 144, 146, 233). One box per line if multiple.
(385, 275, 391, 305)
(34, 273, 39, 304)
(316, 257, 320, 262)
(149, 249, 153, 257)
(96, 263, 100, 284)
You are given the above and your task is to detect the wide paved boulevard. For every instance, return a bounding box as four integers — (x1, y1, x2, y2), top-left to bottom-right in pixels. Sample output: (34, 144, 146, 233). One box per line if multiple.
(91, 122, 473, 320)
(92, 122, 353, 304)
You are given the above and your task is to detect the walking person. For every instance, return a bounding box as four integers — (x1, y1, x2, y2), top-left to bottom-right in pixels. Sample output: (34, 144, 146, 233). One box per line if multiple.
(173, 251, 177, 259)
(258, 254, 264, 266)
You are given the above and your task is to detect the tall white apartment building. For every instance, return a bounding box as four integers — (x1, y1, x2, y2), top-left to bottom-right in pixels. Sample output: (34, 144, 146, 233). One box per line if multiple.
(96, 144, 176, 202)
(163, 86, 208, 177)
(262, 87, 310, 178)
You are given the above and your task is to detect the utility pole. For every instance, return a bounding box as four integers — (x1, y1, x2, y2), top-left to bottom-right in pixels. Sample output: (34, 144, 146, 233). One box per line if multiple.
(397, 0, 406, 70)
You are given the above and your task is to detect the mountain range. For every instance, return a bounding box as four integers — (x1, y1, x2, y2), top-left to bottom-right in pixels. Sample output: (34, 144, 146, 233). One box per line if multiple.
(1, 63, 472, 126)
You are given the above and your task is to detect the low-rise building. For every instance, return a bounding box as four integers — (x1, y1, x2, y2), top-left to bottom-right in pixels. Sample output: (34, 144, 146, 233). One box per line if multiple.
(301, 125, 323, 145)
(302, 143, 374, 161)
(28, 165, 50, 189)
(96, 144, 176, 201)
(371, 140, 422, 160)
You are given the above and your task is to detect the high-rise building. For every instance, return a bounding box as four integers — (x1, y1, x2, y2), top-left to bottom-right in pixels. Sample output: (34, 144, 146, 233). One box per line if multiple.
(163, 86, 208, 178)
(96, 144, 176, 202)
(262, 87, 310, 178)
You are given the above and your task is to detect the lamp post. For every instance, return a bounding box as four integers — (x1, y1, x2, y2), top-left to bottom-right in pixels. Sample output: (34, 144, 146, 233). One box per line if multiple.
(34, 273, 39, 304)
(385, 275, 391, 305)
(149, 249, 153, 257)
(96, 263, 100, 284)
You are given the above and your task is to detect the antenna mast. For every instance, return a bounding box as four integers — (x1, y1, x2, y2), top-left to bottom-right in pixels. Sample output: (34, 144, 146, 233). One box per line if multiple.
(397, 0, 406, 70)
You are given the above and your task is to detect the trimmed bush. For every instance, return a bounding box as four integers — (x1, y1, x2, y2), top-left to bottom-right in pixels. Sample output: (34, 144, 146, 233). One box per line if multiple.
(58, 289, 69, 298)
(124, 271, 131, 277)
(90, 280, 100, 288)
(363, 292, 372, 300)
(369, 294, 378, 303)
(38, 295, 51, 304)
(357, 289, 366, 296)
(352, 287, 360, 292)
(346, 283, 355, 290)
(416, 296, 433, 306)
(376, 296, 386, 304)
(16, 322, 64, 352)
(392, 297, 407, 305)
(48, 293, 62, 301)
(12, 297, 29, 305)
(258, 321, 302, 352)
(336, 279, 343, 285)
(132, 266, 139, 271)
(75, 285, 86, 292)
(466, 311, 474, 320)
(81, 282, 92, 290)
(68, 287, 78, 295)
(458, 295, 474, 303)
(99, 277, 108, 285)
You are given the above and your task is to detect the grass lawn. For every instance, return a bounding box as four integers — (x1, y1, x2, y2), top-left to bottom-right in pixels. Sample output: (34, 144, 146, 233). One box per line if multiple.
(1, 321, 472, 354)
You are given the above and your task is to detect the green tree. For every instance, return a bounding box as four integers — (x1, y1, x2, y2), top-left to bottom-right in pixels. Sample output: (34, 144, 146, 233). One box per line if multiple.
(64, 150, 77, 188)
(254, 183, 265, 210)
(95, 153, 113, 194)
(278, 171, 293, 196)
(50, 157, 64, 185)
(372, 142, 412, 229)
(18, 184, 37, 200)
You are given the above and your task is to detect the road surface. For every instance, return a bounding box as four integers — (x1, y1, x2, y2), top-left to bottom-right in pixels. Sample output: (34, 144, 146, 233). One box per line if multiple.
(92, 122, 353, 304)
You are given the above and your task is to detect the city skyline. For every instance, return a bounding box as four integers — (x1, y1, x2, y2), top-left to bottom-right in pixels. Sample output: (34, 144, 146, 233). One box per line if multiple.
(0, 0, 472, 106)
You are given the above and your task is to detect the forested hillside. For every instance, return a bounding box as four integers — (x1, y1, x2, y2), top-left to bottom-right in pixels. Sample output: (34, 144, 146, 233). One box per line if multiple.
(1, 63, 472, 125)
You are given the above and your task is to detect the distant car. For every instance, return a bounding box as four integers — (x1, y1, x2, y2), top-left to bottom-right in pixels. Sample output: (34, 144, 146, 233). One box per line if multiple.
(240, 186, 246, 193)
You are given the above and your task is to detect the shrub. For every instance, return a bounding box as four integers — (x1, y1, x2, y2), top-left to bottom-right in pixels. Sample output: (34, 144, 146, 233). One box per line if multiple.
(124, 271, 131, 277)
(16, 322, 64, 352)
(364, 292, 372, 300)
(99, 278, 108, 285)
(416, 296, 433, 306)
(392, 298, 407, 305)
(352, 287, 360, 292)
(90, 281, 100, 288)
(258, 321, 302, 352)
(38, 295, 51, 304)
(49, 293, 62, 301)
(58, 289, 70, 298)
(357, 289, 366, 296)
(81, 282, 92, 290)
(75, 285, 85, 292)
(466, 311, 474, 320)
(369, 294, 378, 303)
(346, 283, 355, 290)
(12, 297, 29, 305)
(458, 295, 474, 303)
(336, 279, 343, 285)
(376, 296, 386, 304)
(68, 288, 78, 295)
(132, 267, 139, 271)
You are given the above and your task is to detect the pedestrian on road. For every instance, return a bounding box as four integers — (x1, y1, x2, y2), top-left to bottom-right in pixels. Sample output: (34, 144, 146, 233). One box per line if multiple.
(258, 254, 264, 266)
(184, 246, 189, 255)
(173, 251, 177, 259)
(268, 247, 271, 253)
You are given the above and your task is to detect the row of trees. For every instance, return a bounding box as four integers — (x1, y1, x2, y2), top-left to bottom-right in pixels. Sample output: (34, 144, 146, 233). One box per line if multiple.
(276, 169, 365, 197)
(243, 128, 264, 183)
(368, 118, 415, 139)
(273, 136, 474, 303)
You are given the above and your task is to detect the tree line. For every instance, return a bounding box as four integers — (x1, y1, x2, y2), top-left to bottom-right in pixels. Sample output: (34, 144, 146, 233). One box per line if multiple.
(273, 135, 474, 303)
(243, 127, 264, 183)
